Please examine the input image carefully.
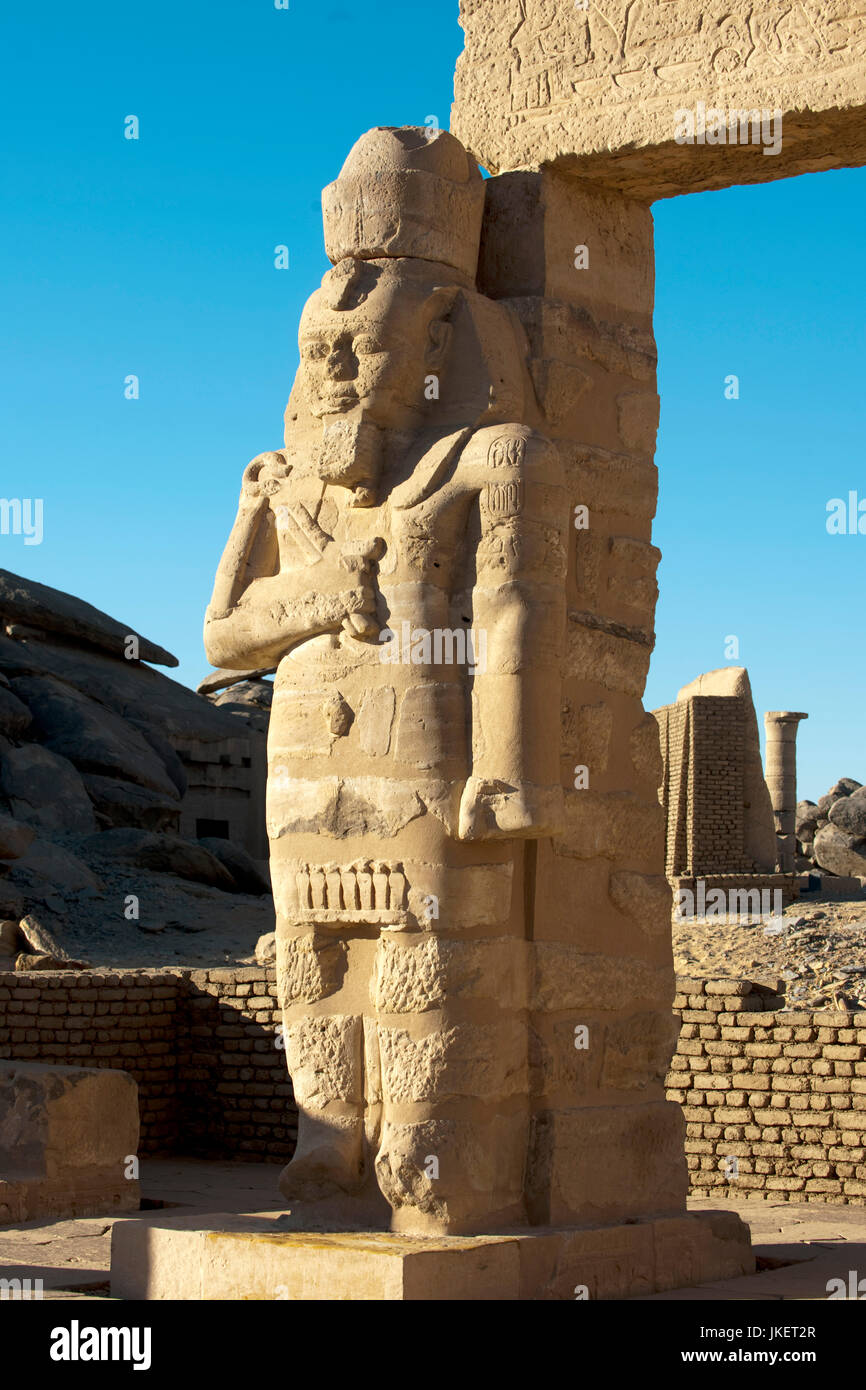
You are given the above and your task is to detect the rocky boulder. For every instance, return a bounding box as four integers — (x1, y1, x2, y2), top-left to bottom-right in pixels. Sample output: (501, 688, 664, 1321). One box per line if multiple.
(82, 775, 181, 833)
(8, 838, 104, 897)
(812, 823, 866, 879)
(211, 680, 274, 711)
(0, 920, 19, 960)
(198, 668, 275, 696)
(828, 786, 866, 839)
(0, 634, 248, 748)
(0, 567, 177, 666)
(795, 801, 822, 843)
(198, 837, 270, 895)
(81, 829, 237, 892)
(1, 744, 97, 834)
(254, 930, 276, 965)
(10, 676, 179, 796)
(0, 684, 31, 738)
(0, 812, 36, 860)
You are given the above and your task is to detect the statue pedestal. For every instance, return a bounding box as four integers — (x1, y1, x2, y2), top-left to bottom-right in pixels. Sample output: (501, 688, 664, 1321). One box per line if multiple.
(110, 1209, 753, 1300)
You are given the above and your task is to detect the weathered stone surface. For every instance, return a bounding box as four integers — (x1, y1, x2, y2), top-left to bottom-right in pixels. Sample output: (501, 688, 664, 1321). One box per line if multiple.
(82, 774, 179, 832)
(254, 930, 276, 965)
(476, 171, 656, 317)
(452, 1, 866, 199)
(0, 683, 31, 737)
(829, 786, 866, 839)
(80, 828, 237, 891)
(373, 935, 528, 1014)
(210, 677, 274, 708)
(0, 633, 243, 747)
(377, 1022, 526, 1104)
(1, 743, 97, 834)
(277, 932, 347, 1004)
(561, 790, 664, 867)
(526, 1101, 688, 1226)
(198, 836, 270, 895)
(127, 721, 188, 797)
(600, 1010, 680, 1091)
(0, 567, 176, 666)
(0, 919, 19, 957)
(197, 667, 275, 695)
(14, 949, 87, 972)
(0, 1059, 139, 1223)
(561, 700, 613, 773)
(8, 838, 103, 895)
(17, 912, 74, 959)
(109, 1209, 753, 1300)
(0, 811, 36, 860)
(10, 676, 178, 796)
(609, 870, 670, 937)
(532, 945, 672, 1013)
(0, 886, 24, 920)
(813, 823, 866, 878)
(796, 800, 821, 842)
(827, 777, 862, 801)
(283, 1015, 363, 1108)
(374, 1113, 528, 1232)
(267, 776, 427, 841)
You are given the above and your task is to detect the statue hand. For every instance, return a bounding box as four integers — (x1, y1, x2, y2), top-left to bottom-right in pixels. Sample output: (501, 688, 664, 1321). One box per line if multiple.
(240, 451, 291, 503)
(337, 538, 385, 641)
(286, 536, 384, 642)
(457, 777, 565, 841)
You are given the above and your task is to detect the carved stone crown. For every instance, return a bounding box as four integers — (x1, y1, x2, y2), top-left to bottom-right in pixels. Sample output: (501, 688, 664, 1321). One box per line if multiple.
(322, 126, 485, 281)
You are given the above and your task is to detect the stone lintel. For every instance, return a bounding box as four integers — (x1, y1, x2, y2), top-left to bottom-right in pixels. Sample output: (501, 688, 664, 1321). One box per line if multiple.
(452, 2, 866, 200)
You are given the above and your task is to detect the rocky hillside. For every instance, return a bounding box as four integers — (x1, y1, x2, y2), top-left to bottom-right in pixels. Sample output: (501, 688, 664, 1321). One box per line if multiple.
(0, 569, 273, 969)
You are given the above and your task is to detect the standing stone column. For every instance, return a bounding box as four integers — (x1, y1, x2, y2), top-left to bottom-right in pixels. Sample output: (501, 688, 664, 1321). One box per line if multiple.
(764, 712, 808, 872)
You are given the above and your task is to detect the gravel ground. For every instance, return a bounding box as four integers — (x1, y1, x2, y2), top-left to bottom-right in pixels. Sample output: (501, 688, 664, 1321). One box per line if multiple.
(674, 892, 866, 1010)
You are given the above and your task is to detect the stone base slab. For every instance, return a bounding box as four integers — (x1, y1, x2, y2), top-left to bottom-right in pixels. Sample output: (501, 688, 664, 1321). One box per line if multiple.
(110, 1208, 753, 1300)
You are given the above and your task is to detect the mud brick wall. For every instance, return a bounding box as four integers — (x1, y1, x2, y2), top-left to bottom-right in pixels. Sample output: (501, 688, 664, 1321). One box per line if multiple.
(655, 700, 688, 877)
(689, 698, 746, 873)
(4, 965, 865, 1196)
(180, 967, 294, 1159)
(0, 969, 182, 1152)
(668, 977, 866, 1204)
(655, 696, 747, 876)
(0, 966, 295, 1160)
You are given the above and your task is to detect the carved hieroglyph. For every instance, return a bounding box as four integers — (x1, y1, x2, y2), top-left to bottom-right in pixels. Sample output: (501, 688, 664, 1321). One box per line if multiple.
(452, 1, 866, 198)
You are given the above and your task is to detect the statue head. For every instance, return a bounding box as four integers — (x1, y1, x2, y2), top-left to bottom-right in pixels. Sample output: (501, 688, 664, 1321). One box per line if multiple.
(283, 126, 531, 499)
(298, 259, 458, 428)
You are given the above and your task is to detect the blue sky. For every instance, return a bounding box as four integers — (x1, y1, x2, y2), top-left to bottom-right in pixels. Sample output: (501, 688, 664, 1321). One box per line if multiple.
(2, 0, 863, 800)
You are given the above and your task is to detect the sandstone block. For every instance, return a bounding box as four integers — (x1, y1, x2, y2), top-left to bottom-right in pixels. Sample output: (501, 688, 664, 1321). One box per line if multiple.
(0, 1059, 139, 1223)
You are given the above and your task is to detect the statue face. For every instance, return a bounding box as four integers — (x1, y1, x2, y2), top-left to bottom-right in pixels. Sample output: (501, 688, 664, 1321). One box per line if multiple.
(298, 274, 445, 426)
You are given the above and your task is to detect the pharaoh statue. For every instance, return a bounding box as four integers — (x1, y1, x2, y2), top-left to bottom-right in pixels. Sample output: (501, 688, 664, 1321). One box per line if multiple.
(205, 127, 567, 1234)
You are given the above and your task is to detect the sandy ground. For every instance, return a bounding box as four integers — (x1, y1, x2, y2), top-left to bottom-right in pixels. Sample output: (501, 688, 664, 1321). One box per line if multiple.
(674, 891, 866, 1010)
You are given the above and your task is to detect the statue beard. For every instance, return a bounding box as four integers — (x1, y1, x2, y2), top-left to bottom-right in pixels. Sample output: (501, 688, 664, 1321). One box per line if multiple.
(315, 416, 383, 508)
